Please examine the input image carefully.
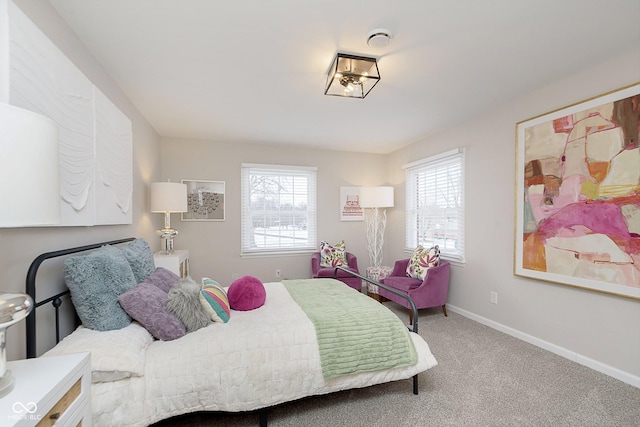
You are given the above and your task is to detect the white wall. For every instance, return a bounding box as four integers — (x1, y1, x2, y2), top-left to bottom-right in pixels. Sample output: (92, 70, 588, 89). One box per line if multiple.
(386, 50, 640, 385)
(160, 138, 388, 285)
(2, 0, 163, 360)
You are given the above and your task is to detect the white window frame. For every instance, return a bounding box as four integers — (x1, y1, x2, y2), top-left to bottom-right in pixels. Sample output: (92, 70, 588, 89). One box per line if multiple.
(404, 148, 465, 262)
(241, 163, 317, 256)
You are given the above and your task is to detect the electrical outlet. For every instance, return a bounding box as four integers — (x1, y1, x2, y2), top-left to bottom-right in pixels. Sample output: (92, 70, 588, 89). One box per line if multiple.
(275, 269, 282, 278)
(490, 291, 498, 304)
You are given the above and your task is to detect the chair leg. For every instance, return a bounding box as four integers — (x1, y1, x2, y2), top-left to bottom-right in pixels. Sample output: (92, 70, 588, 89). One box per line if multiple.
(442, 304, 448, 317)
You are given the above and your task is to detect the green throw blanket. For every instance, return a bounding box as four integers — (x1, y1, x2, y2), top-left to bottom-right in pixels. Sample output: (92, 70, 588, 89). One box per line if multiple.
(283, 278, 417, 379)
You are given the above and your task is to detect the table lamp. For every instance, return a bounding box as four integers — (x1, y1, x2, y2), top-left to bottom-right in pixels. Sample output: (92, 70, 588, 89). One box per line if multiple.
(0, 104, 58, 396)
(150, 181, 188, 254)
(0, 292, 33, 397)
(0, 103, 60, 227)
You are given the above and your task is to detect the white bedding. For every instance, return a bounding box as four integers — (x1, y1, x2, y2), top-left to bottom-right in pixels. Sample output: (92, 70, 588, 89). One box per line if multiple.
(46, 282, 438, 426)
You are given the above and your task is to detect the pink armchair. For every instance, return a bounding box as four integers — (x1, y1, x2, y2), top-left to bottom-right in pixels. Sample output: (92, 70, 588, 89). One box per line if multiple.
(311, 252, 361, 291)
(379, 259, 450, 324)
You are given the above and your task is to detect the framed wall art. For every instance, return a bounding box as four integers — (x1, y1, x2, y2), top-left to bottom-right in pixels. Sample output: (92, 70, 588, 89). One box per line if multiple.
(181, 180, 225, 221)
(340, 186, 363, 221)
(514, 83, 640, 300)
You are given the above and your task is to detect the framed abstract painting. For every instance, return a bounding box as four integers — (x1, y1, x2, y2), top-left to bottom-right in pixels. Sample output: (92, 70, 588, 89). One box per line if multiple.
(514, 83, 640, 300)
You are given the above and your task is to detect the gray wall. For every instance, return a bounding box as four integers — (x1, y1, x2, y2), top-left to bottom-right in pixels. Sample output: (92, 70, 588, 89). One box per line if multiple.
(160, 138, 388, 284)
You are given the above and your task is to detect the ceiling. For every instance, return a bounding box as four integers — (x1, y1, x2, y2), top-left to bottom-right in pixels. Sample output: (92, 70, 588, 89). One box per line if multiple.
(49, 0, 639, 154)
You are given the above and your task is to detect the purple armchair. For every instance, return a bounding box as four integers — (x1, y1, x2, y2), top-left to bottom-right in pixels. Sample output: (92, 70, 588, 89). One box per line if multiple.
(379, 259, 450, 324)
(311, 252, 361, 291)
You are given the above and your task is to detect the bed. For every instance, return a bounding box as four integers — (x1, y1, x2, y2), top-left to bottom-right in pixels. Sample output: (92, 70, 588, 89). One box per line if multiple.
(25, 238, 438, 426)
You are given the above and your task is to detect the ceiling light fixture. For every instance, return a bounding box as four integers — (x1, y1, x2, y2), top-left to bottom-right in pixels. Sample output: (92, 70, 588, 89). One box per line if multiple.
(324, 53, 380, 99)
(367, 28, 391, 48)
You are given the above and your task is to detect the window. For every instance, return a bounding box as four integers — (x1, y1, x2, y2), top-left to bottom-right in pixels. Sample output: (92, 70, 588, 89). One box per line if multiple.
(405, 148, 465, 262)
(241, 164, 317, 256)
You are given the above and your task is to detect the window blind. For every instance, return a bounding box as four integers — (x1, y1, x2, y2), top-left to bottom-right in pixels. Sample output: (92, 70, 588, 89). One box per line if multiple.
(404, 148, 465, 262)
(241, 163, 317, 256)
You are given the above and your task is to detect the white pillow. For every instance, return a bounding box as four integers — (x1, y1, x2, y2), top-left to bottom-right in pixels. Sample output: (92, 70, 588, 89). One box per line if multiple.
(43, 321, 153, 383)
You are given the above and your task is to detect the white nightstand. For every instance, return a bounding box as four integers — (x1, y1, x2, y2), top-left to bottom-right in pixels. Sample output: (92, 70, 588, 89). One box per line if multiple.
(0, 352, 91, 427)
(154, 250, 190, 278)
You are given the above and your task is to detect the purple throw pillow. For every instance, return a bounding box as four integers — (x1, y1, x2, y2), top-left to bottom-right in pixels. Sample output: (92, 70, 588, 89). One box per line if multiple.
(118, 282, 186, 341)
(228, 276, 266, 311)
(141, 267, 180, 293)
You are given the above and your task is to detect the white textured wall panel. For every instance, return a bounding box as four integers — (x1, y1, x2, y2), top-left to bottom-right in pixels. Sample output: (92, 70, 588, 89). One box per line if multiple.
(4, 0, 132, 226)
(94, 86, 132, 225)
(0, 1, 9, 103)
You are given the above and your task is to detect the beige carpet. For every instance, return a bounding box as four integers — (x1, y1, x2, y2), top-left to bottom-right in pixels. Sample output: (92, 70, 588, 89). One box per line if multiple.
(154, 305, 640, 427)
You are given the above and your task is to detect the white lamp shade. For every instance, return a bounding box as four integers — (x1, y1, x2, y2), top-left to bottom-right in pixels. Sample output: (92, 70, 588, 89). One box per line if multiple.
(0, 104, 60, 227)
(360, 186, 394, 208)
(150, 182, 187, 213)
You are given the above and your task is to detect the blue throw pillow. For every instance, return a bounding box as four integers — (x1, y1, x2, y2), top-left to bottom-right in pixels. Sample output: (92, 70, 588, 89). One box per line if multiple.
(120, 238, 155, 283)
(64, 245, 138, 331)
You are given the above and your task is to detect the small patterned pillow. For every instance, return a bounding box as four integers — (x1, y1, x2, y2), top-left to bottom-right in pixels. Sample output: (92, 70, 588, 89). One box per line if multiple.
(319, 240, 347, 267)
(406, 245, 440, 281)
(199, 278, 230, 323)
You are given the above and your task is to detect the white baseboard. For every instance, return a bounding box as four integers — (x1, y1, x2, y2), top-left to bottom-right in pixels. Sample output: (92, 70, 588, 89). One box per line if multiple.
(446, 304, 640, 389)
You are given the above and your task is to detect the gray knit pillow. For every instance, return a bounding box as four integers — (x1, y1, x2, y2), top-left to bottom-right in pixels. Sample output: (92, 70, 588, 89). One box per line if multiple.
(64, 245, 137, 331)
(120, 238, 155, 283)
(167, 278, 212, 333)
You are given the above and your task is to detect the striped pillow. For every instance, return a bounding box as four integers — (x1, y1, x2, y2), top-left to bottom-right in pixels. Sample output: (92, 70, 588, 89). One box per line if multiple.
(199, 278, 231, 323)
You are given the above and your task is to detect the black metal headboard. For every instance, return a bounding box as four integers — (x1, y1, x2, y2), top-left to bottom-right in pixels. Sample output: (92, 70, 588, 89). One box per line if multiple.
(25, 237, 136, 358)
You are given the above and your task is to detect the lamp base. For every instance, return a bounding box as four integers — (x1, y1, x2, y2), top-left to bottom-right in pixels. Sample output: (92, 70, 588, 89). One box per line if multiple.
(364, 207, 387, 267)
(158, 228, 178, 254)
(0, 370, 14, 398)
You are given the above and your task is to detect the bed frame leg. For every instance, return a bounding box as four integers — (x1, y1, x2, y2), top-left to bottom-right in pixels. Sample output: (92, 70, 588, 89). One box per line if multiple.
(259, 409, 268, 427)
(413, 374, 419, 395)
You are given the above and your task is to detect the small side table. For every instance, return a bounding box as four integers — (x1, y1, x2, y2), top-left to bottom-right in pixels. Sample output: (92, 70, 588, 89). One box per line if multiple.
(366, 265, 393, 302)
(154, 250, 190, 278)
(0, 352, 91, 426)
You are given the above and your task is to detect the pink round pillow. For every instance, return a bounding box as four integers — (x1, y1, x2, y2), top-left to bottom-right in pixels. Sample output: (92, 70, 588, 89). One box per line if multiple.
(228, 275, 266, 311)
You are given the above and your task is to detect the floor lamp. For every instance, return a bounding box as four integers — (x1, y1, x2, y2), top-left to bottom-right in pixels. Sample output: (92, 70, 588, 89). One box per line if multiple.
(360, 186, 394, 267)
